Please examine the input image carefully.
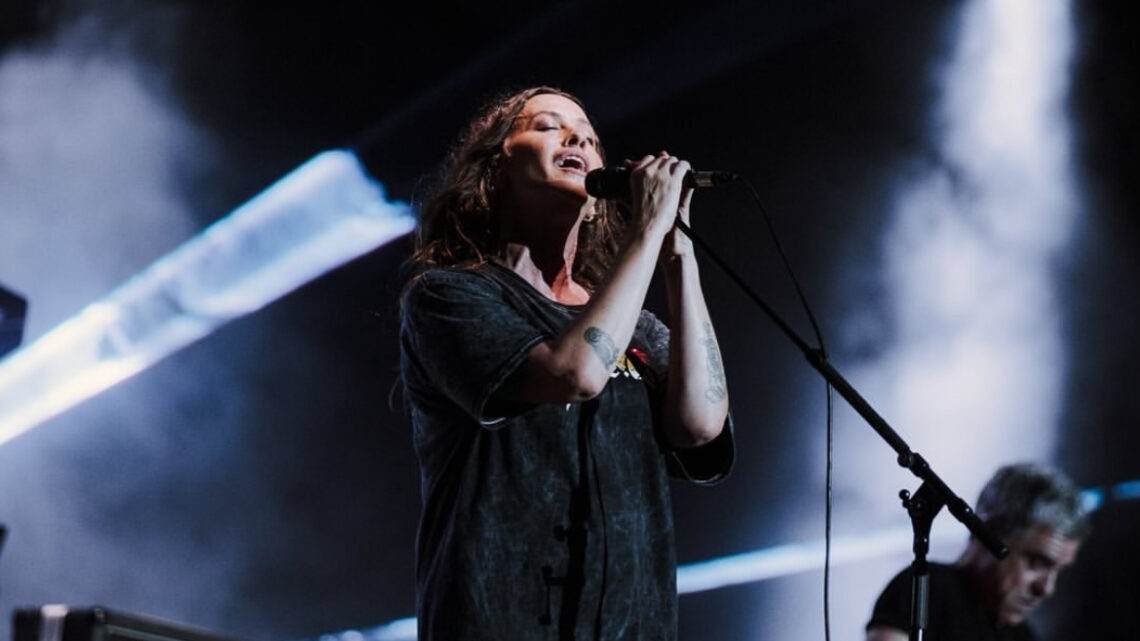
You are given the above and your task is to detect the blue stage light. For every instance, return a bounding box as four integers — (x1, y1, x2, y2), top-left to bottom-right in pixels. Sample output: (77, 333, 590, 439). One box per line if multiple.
(0, 150, 414, 446)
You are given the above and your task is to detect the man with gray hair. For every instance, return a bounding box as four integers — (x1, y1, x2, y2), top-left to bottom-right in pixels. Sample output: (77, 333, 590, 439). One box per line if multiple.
(865, 462, 1091, 641)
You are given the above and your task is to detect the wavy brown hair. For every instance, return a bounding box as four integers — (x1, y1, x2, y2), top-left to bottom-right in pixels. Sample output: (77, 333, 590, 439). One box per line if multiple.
(408, 86, 623, 291)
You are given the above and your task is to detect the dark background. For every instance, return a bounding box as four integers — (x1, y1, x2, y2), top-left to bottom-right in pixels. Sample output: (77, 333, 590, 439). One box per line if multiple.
(0, 1, 1136, 639)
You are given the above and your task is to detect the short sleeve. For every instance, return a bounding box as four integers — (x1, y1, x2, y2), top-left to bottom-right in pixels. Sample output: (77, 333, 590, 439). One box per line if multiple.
(400, 269, 548, 425)
(668, 419, 735, 485)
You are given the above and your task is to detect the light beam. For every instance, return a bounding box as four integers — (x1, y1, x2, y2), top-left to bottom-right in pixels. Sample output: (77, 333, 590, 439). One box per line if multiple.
(0, 150, 414, 446)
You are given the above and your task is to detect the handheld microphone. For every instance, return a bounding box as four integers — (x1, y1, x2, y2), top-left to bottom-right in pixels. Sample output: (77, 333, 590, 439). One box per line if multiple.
(585, 166, 739, 200)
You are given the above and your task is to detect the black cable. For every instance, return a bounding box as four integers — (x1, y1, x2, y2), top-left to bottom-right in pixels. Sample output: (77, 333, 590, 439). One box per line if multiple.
(739, 179, 834, 641)
(677, 176, 834, 641)
(738, 181, 828, 357)
(824, 379, 834, 641)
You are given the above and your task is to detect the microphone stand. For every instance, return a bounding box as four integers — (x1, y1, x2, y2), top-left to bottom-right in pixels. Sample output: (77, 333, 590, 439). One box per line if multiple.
(672, 219, 1008, 640)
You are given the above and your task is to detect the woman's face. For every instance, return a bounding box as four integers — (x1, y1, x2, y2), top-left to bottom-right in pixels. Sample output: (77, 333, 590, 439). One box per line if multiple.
(498, 93, 603, 209)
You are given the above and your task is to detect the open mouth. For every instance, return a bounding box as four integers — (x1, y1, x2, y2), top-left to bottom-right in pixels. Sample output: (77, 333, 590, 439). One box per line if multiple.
(1008, 599, 1037, 619)
(554, 153, 588, 174)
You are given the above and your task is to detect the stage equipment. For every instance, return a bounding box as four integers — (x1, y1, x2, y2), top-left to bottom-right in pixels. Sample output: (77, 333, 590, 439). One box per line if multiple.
(13, 606, 250, 641)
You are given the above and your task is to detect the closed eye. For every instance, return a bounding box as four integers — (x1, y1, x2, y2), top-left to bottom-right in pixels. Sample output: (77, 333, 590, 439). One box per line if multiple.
(1025, 552, 1055, 570)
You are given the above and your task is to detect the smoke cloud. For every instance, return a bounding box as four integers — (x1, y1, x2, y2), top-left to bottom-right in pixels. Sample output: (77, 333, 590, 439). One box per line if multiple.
(0, 0, 258, 634)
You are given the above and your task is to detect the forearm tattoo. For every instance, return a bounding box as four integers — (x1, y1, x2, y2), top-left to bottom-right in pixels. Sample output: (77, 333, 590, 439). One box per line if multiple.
(584, 326, 619, 370)
(703, 322, 727, 402)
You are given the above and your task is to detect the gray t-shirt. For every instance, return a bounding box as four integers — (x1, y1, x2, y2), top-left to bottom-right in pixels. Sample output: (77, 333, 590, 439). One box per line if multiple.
(400, 262, 733, 640)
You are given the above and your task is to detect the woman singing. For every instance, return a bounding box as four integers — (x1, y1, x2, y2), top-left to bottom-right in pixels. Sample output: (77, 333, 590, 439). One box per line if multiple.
(400, 86, 734, 640)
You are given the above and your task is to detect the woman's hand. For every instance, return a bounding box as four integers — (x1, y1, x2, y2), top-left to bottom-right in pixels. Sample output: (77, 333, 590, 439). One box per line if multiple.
(625, 152, 690, 240)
